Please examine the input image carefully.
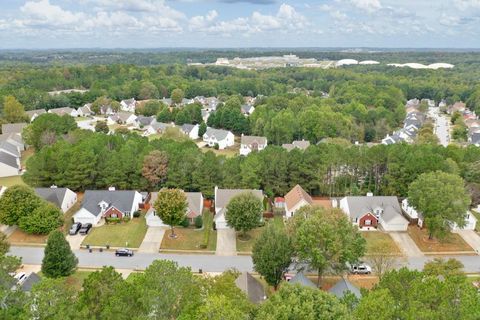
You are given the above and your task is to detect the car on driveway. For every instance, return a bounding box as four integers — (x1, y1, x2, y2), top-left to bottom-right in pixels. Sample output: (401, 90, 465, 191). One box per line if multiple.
(69, 222, 82, 235)
(350, 263, 372, 274)
(115, 248, 134, 257)
(14, 272, 27, 284)
(79, 223, 92, 235)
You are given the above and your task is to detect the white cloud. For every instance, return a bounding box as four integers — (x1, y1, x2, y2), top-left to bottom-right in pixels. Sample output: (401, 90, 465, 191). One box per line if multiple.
(20, 0, 85, 27)
(350, 0, 382, 13)
(454, 0, 480, 10)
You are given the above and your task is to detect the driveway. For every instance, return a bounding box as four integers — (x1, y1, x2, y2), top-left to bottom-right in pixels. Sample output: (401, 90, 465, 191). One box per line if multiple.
(389, 232, 424, 257)
(138, 227, 166, 253)
(66, 234, 84, 250)
(454, 230, 480, 254)
(216, 228, 237, 256)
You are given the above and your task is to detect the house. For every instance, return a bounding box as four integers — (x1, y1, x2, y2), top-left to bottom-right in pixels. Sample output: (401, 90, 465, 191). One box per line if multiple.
(201, 109, 211, 122)
(402, 198, 477, 231)
(142, 121, 174, 136)
(0, 133, 24, 151)
(241, 104, 255, 115)
(48, 107, 79, 117)
(240, 135, 267, 156)
(448, 102, 466, 115)
(235, 272, 266, 304)
(25, 109, 46, 122)
(136, 116, 155, 128)
(203, 128, 235, 150)
(288, 272, 316, 289)
(338, 195, 409, 231)
(282, 140, 310, 152)
(19, 272, 41, 292)
(34, 186, 77, 213)
(274, 197, 285, 209)
(73, 189, 143, 225)
(107, 112, 137, 126)
(0, 141, 20, 158)
(469, 131, 480, 146)
(0, 151, 21, 178)
(284, 184, 313, 218)
(146, 191, 204, 227)
(120, 98, 136, 113)
(180, 124, 199, 140)
(214, 186, 264, 229)
(77, 104, 92, 117)
(328, 278, 362, 299)
(2, 123, 27, 135)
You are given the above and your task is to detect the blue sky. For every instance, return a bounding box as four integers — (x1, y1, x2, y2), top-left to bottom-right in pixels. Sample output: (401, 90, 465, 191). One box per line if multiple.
(0, 0, 479, 49)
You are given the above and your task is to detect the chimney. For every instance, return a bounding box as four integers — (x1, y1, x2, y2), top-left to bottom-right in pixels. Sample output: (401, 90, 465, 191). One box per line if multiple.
(366, 192, 373, 197)
(108, 186, 116, 191)
(50, 185, 57, 189)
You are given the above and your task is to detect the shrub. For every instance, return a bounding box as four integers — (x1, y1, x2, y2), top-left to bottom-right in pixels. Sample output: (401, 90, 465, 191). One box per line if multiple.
(18, 202, 63, 235)
(180, 216, 190, 228)
(214, 143, 219, 150)
(194, 215, 203, 229)
(106, 217, 121, 224)
(133, 210, 141, 218)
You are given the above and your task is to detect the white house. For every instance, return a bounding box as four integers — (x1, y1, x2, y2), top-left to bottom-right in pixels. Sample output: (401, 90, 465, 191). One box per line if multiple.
(142, 121, 173, 137)
(338, 195, 408, 231)
(403, 198, 477, 231)
(146, 191, 204, 227)
(203, 127, 235, 150)
(77, 104, 92, 117)
(284, 184, 313, 218)
(107, 112, 138, 126)
(240, 135, 267, 156)
(48, 107, 79, 117)
(0, 151, 21, 178)
(35, 186, 77, 213)
(25, 109, 46, 122)
(214, 186, 264, 229)
(241, 104, 255, 116)
(120, 98, 136, 113)
(73, 189, 143, 225)
(180, 124, 200, 140)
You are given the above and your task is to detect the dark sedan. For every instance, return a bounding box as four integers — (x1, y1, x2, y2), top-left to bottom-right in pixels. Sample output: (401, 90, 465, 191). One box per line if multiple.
(115, 248, 134, 257)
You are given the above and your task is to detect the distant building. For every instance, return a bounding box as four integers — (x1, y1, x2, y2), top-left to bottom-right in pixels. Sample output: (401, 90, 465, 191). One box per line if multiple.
(203, 127, 235, 150)
(282, 140, 310, 152)
(240, 135, 267, 156)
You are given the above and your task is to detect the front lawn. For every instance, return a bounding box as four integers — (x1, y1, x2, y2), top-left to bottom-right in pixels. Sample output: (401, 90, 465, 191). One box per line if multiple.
(407, 226, 474, 252)
(8, 229, 48, 245)
(0, 175, 25, 187)
(82, 215, 147, 248)
(236, 217, 285, 253)
(362, 232, 402, 255)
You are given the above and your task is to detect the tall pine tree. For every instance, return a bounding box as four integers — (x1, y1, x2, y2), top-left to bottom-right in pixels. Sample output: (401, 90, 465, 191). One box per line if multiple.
(42, 230, 78, 278)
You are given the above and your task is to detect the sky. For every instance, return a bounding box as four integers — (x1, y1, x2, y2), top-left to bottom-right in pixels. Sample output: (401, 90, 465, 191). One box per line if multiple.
(0, 0, 479, 49)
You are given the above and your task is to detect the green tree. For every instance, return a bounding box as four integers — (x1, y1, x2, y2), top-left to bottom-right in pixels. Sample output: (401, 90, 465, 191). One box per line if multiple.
(95, 121, 109, 133)
(142, 150, 168, 190)
(153, 189, 187, 238)
(91, 96, 111, 114)
(139, 100, 162, 116)
(423, 258, 464, 278)
(2, 95, 28, 123)
(256, 284, 351, 320)
(41, 230, 78, 278)
(225, 192, 263, 239)
(354, 288, 396, 320)
(22, 113, 77, 150)
(408, 171, 470, 239)
(288, 206, 366, 285)
(171, 88, 184, 105)
(0, 185, 42, 226)
(252, 223, 293, 290)
(196, 295, 247, 320)
(198, 122, 207, 137)
(18, 202, 63, 234)
(139, 81, 159, 100)
(0, 232, 9, 256)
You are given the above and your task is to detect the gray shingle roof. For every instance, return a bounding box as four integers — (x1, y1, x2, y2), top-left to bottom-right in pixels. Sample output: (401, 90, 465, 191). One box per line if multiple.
(181, 124, 196, 134)
(0, 151, 19, 169)
(0, 141, 19, 157)
(240, 135, 267, 146)
(282, 140, 310, 151)
(81, 190, 139, 217)
(35, 187, 69, 208)
(328, 278, 362, 299)
(235, 272, 266, 304)
(137, 116, 155, 126)
(49, 107, 75, 115)
(342, 196, 406, 224)
(149, 191, 203, 217)
(25, 109, 46, 118)
(204, 127, 231, 141)
(289, 273, 317, 288)
(20, 272, 41, 292)
(2, 123, 27, 134)
(0, 133, 24, 147)
(215, 188, 263, 209)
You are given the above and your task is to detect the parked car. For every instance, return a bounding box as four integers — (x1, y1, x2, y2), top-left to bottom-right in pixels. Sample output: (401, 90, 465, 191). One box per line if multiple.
(69, 222, 82, 235)
(79, 223, 92, 235)
(115, 248, 134, 257)
(14, 272, 27, 284)
(350, 263, 372, 274)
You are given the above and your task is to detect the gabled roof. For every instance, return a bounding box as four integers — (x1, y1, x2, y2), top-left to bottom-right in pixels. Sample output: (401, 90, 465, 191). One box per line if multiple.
(285, 184, 312, 211)
(25, 109, 46, 118)
(49, 107, 75, 115)
(215, 188, 263, 209)
(235, 272, 266, 304)
(289, 272, 317, 289)
(241, 135, 267, 146)
(282, 140, 310, 151)
(35, 187, 70, 208)
(111, 111, 136, 123)
(328, 278, 362, 299)
(0, 141, 19, 157)
(0, 133, 24, 147)
(121, 98, 136, 106)
(2, 123, 27, 134)
(204, 127, 232, 141)
(137, 116, 155, 126)
(81, 190, 139, 217)
(149, 191, 203, 217)
(342, 196, 405, 224)
(20, 272, 41, 292)
(0, 151, 19, 169)
(150, 121, 173, 132)
(181, 123, 197, 134)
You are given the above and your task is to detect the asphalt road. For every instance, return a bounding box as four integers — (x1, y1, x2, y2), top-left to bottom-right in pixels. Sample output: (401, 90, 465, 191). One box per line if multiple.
(10, 246, 480, 274)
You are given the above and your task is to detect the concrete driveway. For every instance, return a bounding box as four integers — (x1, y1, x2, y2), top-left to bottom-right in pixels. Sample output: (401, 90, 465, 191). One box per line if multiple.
(216, 228, 237, 256)
(389, 232, 423, 257)
(66, 234, 84, 250)
(455, 230, 480, 254)
(138, 227, 166, 253)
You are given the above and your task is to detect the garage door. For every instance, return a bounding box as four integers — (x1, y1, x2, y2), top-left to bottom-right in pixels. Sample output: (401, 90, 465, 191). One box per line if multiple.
(74, 216, 95, 225)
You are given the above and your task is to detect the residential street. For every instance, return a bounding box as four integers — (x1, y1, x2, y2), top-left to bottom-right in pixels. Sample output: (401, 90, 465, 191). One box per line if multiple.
(430, 107, 450, 146)
(10, 246, 480, 274)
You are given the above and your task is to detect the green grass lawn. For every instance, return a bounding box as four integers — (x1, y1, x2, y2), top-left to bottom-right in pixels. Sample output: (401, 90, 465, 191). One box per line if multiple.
(0, 175, 25, 187)
(407, 226, 474, 252)
(362, 232, 402, 255)
(21, 148, 35, 168)
(236, 217, 285, 253)
(82, 215, 148, 248)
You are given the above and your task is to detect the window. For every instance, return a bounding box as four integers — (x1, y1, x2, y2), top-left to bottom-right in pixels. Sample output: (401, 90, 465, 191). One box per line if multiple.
(111, 213, 117, 218)
(365, 219, 371, 226)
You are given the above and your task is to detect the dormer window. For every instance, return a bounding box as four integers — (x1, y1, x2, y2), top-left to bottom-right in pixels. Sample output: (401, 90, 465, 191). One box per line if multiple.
(98, 201, 109, 211)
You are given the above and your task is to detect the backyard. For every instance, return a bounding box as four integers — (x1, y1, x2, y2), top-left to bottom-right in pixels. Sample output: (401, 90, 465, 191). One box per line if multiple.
(362, 232, 402, 255)
(160, 211, 216, 251)
(82, 214, 148, 248)
(407, 226, 474, 253)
